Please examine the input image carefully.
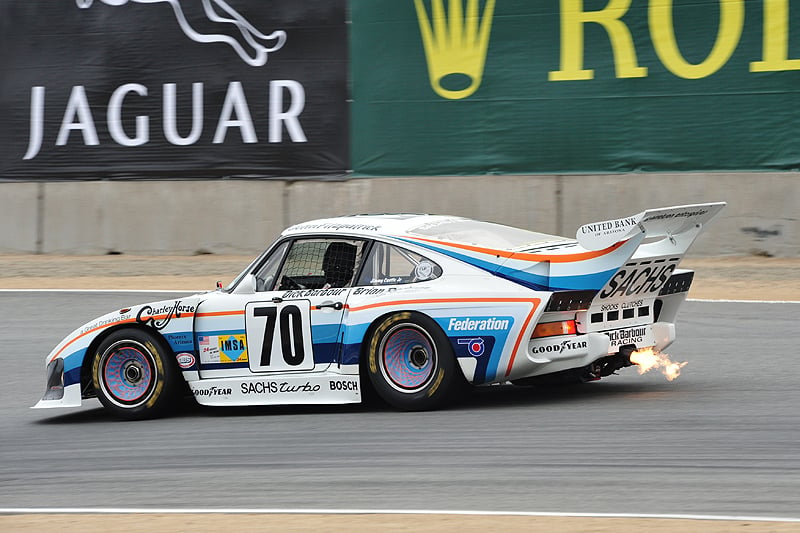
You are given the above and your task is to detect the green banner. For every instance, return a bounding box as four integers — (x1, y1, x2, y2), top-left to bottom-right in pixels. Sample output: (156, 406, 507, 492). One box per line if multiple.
(351, 0, 800, 175)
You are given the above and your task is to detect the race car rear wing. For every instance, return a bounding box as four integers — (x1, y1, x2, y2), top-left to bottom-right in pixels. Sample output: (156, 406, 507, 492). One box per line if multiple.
(576, 202, 726, 256)
(574, 202, 725, 302)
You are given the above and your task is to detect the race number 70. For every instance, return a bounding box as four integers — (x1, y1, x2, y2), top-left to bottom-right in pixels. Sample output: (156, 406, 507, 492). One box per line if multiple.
(246, 301, 314, 372)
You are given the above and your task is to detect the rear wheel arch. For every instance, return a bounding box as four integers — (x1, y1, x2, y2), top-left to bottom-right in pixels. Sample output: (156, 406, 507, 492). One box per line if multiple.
(362, 310, 468, 410)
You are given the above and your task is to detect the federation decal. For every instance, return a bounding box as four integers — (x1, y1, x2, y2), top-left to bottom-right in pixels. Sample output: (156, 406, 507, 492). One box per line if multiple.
(446, 316, 512, 332)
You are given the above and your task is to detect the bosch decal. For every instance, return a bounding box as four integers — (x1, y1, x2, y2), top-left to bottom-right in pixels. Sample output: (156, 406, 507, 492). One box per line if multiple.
(329, 380, 358, 391)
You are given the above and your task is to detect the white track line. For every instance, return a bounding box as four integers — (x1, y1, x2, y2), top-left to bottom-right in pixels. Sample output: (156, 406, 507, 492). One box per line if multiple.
(688, 298, 800, 304)
(0, 508, 798, 522)
(0, 289, 198, 293)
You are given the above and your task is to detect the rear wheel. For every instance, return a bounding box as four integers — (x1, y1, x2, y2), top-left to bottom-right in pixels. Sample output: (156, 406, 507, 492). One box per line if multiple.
(366, 312, 464, 410)
(91, 328, 179, 420)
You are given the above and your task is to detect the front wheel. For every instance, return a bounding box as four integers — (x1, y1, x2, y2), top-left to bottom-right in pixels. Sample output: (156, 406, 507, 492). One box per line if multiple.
(91, 328, 180, 420)
(366, 312, 465, 410)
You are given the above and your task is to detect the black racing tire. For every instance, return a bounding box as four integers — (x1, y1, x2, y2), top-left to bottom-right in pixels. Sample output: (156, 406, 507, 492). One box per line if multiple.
(91, 328, 180, 420)
(366, 312, 465, 411)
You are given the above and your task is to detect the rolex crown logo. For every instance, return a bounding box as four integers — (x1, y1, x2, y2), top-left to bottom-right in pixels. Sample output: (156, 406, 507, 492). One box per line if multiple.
(414, 0, 496, 100)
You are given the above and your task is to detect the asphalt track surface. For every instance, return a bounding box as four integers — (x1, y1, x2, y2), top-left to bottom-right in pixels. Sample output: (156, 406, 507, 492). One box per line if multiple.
(2, 292, 799, 519)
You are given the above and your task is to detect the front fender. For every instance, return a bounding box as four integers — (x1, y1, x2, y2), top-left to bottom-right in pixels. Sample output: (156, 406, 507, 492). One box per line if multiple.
(33, 294, 205, 410)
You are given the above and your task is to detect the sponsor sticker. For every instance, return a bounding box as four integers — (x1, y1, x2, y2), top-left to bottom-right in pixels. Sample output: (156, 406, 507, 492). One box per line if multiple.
(607, 326, 654, 350)
(198, 335, 220, 363)
(240, 381, 322, 395)
(176, 352, 196, 369)
(219, 334, 248, 363)
(192, 386, 232, 398)
(458, 338, 485, 357)
(530, 338, 588, 356)
(414, 261, 434, 280)
(446, 316, 513, 332)
(599, 263, 676, 299)
(198, 334, 248, 364)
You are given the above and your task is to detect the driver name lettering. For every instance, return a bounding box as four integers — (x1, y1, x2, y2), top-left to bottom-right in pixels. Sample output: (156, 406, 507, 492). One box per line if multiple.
(282, 288, 346, 298)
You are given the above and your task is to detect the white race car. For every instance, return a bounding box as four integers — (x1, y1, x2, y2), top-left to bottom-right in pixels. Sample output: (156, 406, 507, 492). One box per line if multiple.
(34, 202, 725, 419)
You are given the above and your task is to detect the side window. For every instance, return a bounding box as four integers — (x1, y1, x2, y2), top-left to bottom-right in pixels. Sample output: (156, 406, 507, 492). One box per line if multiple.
(276, 239, 366, 291)
(253, 241, 289, 292)
(357, 242, 442, 286)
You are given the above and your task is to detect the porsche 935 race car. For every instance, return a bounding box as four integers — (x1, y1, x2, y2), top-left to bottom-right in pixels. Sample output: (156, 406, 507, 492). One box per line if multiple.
(34, 202, 725, 419)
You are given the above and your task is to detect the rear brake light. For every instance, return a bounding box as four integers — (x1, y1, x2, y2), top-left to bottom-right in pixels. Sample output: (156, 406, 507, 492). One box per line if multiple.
(532, 320, 577, 338)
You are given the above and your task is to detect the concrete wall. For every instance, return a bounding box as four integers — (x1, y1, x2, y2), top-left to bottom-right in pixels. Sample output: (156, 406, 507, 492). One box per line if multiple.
(1, 173, 798, 256)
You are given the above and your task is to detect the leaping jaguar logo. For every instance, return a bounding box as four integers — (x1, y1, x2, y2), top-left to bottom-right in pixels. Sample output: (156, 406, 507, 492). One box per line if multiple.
(75, 0, 286, 67)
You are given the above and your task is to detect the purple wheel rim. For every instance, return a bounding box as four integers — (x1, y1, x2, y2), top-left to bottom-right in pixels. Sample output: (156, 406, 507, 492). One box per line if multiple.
(101, 342, 154, 405)
(381, 325, 436, 391)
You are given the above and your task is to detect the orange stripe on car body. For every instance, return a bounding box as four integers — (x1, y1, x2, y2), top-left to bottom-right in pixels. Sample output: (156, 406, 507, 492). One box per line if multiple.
(48, 311, 201, 363)
(195, 310, 245, 318)
(405, 236, 627, 263)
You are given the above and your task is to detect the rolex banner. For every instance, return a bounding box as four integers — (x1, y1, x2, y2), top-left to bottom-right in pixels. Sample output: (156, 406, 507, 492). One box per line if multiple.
(0, 1, 347, 179)
(351, 0, 800, 175)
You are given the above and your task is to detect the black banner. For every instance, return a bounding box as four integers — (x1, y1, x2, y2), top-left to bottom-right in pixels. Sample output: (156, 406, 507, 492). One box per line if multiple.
(0, 1, 347, 179)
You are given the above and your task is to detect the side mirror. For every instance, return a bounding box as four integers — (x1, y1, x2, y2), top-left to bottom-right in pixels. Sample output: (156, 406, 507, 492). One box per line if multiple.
(233, 273, 257, 294)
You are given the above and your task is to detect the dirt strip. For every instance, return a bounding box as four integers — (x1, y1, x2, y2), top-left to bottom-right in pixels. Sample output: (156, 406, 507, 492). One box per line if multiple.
(0, 255, 799, 300)
(2, 514, 800, 533)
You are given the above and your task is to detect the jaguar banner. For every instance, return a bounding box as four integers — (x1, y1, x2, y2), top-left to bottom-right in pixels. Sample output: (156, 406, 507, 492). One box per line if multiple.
(351, 0, 800, 175)
(0, 0, 347, 179)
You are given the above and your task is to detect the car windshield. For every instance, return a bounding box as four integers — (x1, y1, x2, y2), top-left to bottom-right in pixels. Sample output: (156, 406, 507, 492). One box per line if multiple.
(407, 218, 563, 251)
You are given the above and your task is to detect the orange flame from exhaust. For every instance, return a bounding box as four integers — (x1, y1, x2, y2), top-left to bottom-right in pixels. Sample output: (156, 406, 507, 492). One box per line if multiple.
(629, 348, 687, 381)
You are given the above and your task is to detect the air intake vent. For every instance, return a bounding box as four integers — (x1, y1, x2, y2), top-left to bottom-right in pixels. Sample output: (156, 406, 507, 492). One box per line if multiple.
(658, 271, 694, 296)
(545, 290, 598, 312)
